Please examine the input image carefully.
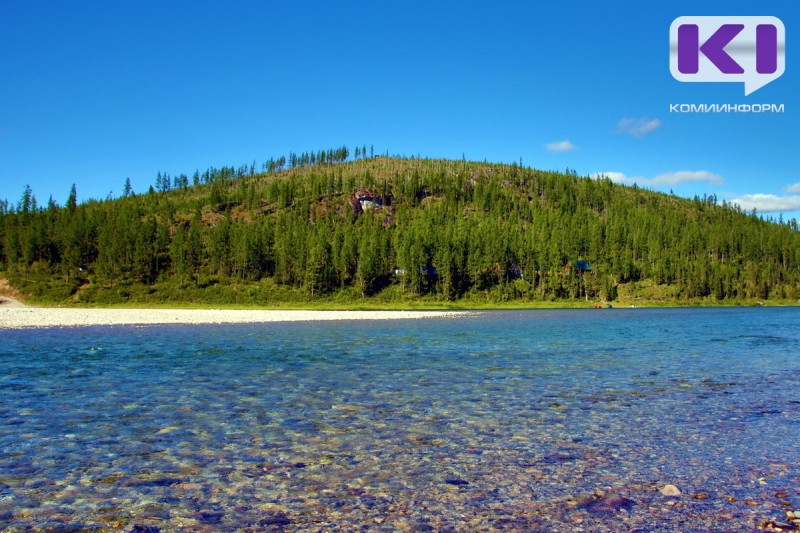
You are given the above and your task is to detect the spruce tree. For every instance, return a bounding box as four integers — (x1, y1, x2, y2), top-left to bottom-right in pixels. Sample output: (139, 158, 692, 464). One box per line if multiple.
(66, 184, 77, 212)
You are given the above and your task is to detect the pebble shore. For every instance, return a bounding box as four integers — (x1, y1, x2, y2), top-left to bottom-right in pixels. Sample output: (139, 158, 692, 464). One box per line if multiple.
(0, 299, 469, 329)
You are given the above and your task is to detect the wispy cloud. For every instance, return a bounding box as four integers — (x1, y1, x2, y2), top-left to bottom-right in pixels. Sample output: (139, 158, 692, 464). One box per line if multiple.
(729, 194, 800, 213)
(545, 140, 576, 152)
(617, 117, 661, 138)
(590, 171, 637, 185)
(785, 182, 800, 193)
(650, 171, 723, 186)
(590, 170, 722, 187)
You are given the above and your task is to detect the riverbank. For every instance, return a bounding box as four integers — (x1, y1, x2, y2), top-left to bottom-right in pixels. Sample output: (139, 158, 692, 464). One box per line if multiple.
(0, 295, 28, 309)
(0, 303, 471, 329)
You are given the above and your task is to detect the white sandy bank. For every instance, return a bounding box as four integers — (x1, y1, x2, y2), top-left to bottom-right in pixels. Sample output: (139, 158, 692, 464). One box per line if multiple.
(0, 304, 470, 330)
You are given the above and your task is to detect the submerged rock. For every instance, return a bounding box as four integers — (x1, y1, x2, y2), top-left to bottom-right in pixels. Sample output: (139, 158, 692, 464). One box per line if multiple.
(540, 453, 580, 464)
(128, 526, 161, 533)
(190, 511, 225, 524)
(578, 493, 636, 515)
(660, 484, 682, 496)
(259, 512, 292, 526)
(127, 477, 184, 488)
(40, 525, 102, 533)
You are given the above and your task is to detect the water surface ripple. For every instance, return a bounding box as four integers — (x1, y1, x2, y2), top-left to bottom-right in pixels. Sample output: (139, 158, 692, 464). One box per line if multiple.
(1, 308, 799, 531)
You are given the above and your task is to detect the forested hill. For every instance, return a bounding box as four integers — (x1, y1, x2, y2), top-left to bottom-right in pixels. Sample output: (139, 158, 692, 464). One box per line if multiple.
(2, 151, 799, 306)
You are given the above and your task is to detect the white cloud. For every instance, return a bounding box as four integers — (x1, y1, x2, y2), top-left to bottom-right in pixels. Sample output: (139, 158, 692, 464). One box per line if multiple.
(589, 171, 640, 186)
(545, 140, 576, 152)
(650, 171, 723, 186)
(590, 170, 723, 188)
(617, 117, 661, 138)
(590, 173, 800, 214)
(729, 194, 800, 213)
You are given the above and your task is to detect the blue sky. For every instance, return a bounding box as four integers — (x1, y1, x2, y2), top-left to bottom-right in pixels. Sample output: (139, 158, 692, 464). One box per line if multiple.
(1, 1, 798, 219)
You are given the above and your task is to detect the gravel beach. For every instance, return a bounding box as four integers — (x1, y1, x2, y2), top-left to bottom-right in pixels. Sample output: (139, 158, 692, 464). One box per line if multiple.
(0, 297, 468, 329)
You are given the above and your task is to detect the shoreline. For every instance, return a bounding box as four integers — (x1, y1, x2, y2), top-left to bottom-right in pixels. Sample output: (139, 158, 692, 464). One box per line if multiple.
(2, 295, 797, 330)
(0, 305, 472, 330)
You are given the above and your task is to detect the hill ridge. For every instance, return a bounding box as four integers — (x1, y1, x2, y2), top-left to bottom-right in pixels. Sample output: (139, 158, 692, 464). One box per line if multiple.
(1, 154, 799, 306)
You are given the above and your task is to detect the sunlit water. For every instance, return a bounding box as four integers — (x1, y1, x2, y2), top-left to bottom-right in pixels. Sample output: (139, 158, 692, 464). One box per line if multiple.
(1, 308, 799, 532)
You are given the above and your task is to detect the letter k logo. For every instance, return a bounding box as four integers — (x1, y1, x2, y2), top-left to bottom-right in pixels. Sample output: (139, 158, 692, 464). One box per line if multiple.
(670, 16, 786, 96)
(679, 24, 744, 74)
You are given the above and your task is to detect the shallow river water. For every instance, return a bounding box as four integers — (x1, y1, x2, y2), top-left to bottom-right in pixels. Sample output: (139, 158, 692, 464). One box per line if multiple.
(1, 308, 799, 531)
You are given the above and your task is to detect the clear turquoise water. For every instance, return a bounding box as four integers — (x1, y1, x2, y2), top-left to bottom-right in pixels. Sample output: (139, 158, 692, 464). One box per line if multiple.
(1, 308, 799, 532)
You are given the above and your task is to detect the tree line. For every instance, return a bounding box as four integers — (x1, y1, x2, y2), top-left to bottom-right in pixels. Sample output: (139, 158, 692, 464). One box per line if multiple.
(1, 154, 799, 303)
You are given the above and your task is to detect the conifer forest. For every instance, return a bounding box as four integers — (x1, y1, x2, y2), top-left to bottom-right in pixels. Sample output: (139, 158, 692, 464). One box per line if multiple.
(1, 147, 799, 306)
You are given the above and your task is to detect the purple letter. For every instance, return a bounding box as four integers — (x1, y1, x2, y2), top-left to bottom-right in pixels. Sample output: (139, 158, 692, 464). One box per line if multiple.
(699, 24, 745, 74)
(756, 24, 777, 74)
(678, 24, 699, 74)
(679, 23, 745, 75)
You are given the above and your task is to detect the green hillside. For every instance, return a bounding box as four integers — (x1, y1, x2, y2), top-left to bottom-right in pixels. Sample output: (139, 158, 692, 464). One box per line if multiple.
(2, 149, 799, 307)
